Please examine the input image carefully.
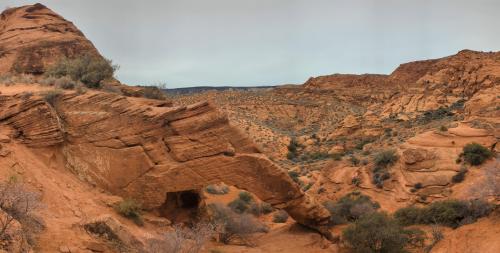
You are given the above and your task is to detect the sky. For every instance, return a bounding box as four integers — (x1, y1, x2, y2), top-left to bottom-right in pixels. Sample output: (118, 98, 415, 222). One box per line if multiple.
(2, 0, 500, 87)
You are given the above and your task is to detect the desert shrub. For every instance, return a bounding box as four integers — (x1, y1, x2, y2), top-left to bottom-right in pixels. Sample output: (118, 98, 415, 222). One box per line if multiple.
(418, 107, 454, 124)
(451, 167, 468, 183)
(343, 212, 425, 253)
(300, 151, 331, 161)
(372, 169, 390, 189)
(302, 183, 312, 192)
(355, 138, 374, 150)
(0, 180, 44, 248)
(460, 143, 493, 166)
(287, 138, 299, 153)
(238, 191, 253, 203)
(394, 206, 422, 226)
(39, 76, 57, 86)
(147, 222, 215, 253)
(424, 225, 444, 253)
(288, 171, 300, 183)
(332, 153, 343, 161)
(54, 76, 78, 89)
(142, 86, 166, 100)
(260, 202, 273, 214)
(394, 199, 494, 228)
(371, 150, 397, 188)
(374, 150, 399, 168)
(205, 184, 229, 195)
(414, 183, 423, 189)
(272, 210, 289, 223)
(439, 125, 448, 131)
(351, 176, 361, 186)
(41, 89, 63, 107)
(228, 199, 248, 214)
(0, 74, 14, 85)
(20, 91, 33, 100)
(323, 192, 380, 225)
(350, 156, 360, 166)
(209, 203, 268, 245)
(247, 202, 263, 216)
(286, 138, 300, 160)
(45, 53, 118, 88)
(114, 199, 143, 226)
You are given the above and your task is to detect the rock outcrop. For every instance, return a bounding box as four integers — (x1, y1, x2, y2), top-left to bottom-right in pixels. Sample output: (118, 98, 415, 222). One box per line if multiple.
(304, 50, 500, 119)
(0, 3, 104, 74)
(0, 90, 331, 234)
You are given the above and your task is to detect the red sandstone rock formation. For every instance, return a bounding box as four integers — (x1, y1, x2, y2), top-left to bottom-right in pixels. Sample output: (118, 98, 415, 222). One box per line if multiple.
(0, 3, 104, 74)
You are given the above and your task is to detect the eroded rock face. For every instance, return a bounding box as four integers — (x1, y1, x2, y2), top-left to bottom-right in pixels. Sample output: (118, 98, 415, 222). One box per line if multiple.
(0, 91, 331, 234)
(0, 3, 103, 74)
(0, 95, 64, 147)
(303, 50, 500, 119)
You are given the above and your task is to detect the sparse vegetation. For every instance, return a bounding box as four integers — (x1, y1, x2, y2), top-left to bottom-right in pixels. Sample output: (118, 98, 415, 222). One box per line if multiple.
(209, 203, 268, 246)
(374, 149, 399, 168)
(41, 89, 63, 106)
(0, 180, 44, 250)
(459, 143, 493, 166)
(394, 199, 494, 228)
(323, 192, 380, 225)
(142, 86, 166, 100)
(372, 150, 398, 188)
(147, 222, 215, 253)
(286, 138, 300, 160)
(439, 125, 448, 132)
(45, 53, 118, 88)
(272, 210, 289, 223)
(205, 184, 229, 195)
(424, 225, 444, 253)
(343, 212, 425, 253)
(238, 191, 253, 203)
(451, 167, 468, 183)
(350, 155, 360, 166)
(114, 199, 143, 226)
(54, 76, 77, 89)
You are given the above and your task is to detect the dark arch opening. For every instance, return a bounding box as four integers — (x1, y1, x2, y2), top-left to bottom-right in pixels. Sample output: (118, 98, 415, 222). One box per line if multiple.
(160, 190, 202, 223)
(179, 190, 200, 208)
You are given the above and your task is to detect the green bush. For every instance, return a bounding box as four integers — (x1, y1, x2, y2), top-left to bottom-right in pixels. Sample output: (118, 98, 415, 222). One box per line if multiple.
(451, 168, 468, 183)
(288, 171, 300, 183)
(272, 210, 289, 223)
(460, 143, 493, 166)
(394, 199, 494, 228)
(114, 199, 143, 226)
(343, 212, 425, 253)
(323, 192, 380, 225)
(350, 156, 360, 166)
(205, 184, 229, 195)
(228, 199, 249, 214)
(46, 53, 118, 88)
(238, 191, 253, 203)
(374, 150, 399, 168)
(394, 206, 423, 226)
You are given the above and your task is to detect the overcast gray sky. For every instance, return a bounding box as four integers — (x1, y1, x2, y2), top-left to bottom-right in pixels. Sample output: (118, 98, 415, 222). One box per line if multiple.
(2, 0, 500, 87)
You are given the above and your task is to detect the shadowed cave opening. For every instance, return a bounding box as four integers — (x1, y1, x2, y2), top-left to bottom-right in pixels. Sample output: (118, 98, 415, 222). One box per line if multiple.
(160, 190, 202, 223)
